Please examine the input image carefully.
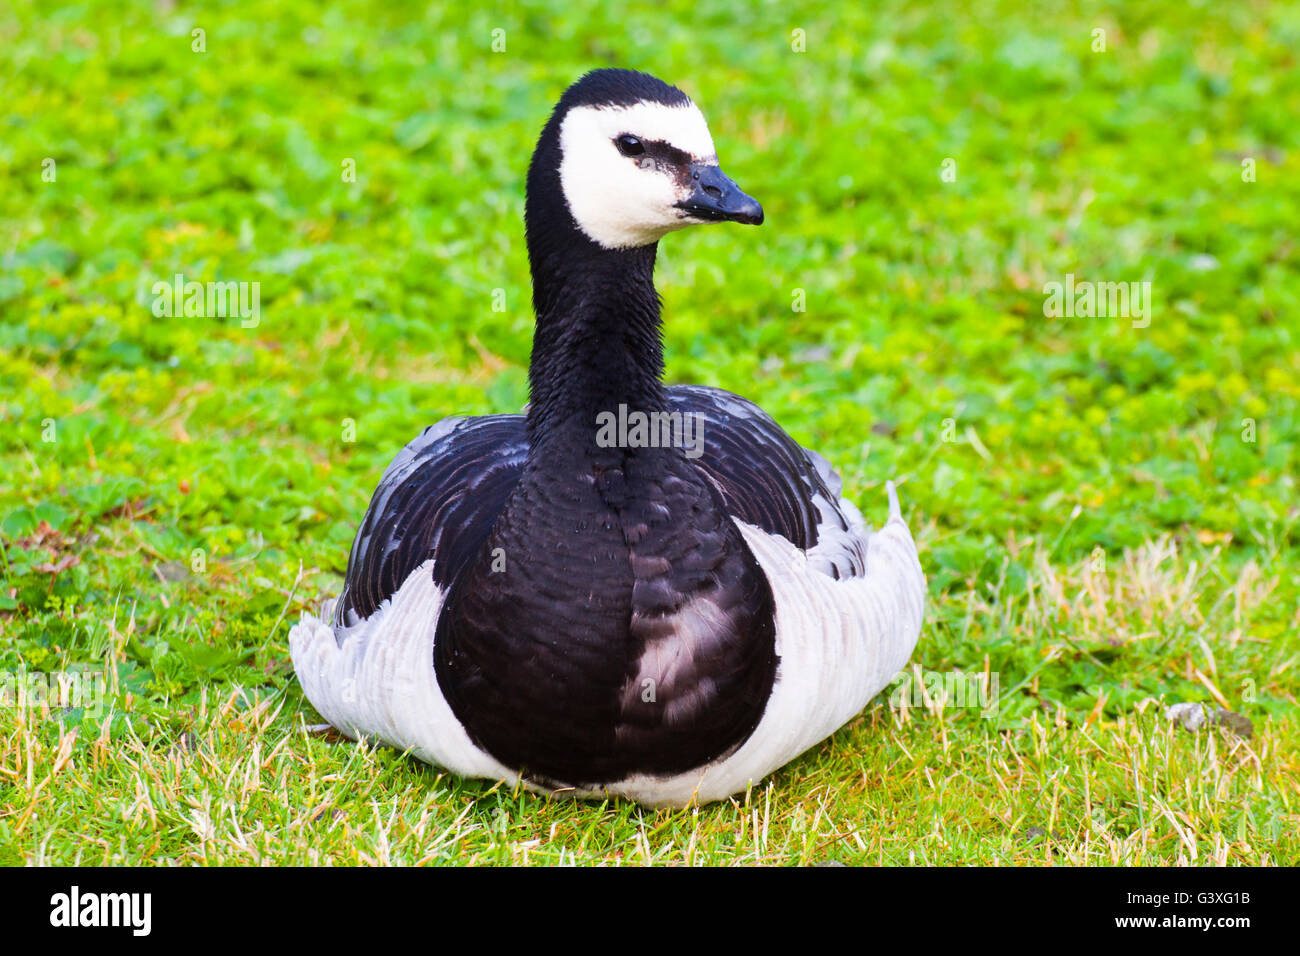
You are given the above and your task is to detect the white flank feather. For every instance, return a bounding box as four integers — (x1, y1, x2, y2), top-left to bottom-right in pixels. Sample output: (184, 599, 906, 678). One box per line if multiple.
(288, 560, 516, 783)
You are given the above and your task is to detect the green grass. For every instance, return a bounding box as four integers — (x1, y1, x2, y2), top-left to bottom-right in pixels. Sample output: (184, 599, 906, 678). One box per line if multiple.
(2, 0, 1297, 865)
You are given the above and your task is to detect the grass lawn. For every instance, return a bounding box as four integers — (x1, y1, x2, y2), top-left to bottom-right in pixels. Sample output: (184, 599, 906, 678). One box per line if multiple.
(1, 0, 1297, 865)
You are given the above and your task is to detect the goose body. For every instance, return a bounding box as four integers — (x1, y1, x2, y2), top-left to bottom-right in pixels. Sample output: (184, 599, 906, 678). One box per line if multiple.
(290, 69, 925, 807)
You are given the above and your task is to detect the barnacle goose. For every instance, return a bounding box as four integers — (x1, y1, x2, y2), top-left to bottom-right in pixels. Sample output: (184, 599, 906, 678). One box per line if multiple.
(290, 69, 925, 808)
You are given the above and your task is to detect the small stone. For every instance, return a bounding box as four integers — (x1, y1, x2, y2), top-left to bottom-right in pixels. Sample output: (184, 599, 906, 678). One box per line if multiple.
(1165, 702, 1253, 738)
(1211, 708, 1254, 739)
(1166, 702, 1209, 731)
(1015, 826, 1064, 844)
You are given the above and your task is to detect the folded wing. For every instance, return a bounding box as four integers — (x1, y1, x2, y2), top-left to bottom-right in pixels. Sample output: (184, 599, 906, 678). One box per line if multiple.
(333, 414, 528, 627)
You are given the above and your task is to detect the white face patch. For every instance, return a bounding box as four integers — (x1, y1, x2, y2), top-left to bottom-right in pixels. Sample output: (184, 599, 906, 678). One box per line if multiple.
(558, 100, 719, 249)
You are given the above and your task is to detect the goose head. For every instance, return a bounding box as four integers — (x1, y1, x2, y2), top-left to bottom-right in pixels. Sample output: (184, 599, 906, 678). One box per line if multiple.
(526, 69, 763, 252)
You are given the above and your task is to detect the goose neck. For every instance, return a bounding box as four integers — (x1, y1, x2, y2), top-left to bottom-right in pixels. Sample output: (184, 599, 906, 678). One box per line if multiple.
(525, 242, 667, 445)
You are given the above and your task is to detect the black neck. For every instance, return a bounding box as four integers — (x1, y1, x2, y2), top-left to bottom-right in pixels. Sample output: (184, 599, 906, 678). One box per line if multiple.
(523, 120, 667, 452)
(525, 240, 666, 442)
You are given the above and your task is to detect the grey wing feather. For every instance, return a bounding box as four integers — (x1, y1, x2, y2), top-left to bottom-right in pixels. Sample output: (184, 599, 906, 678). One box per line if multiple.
(333, 414, 528, 627)
(667, 385, 868, 579)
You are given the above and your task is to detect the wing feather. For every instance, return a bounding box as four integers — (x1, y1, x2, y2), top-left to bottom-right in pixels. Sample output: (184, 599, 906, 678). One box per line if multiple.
(334, 414, 528, 627)
(668, 385, 867, 578)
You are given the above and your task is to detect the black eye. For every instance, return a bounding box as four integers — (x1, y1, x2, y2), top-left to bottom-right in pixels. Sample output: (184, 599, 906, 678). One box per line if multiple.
(615, 134, 645, 157)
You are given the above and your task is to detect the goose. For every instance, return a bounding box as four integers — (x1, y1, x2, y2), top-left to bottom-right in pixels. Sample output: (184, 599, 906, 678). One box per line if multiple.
(289, 68, 925, 808)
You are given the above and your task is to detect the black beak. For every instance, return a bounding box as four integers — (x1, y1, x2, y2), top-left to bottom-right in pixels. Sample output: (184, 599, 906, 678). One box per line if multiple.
(675, 164, 764, 225)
